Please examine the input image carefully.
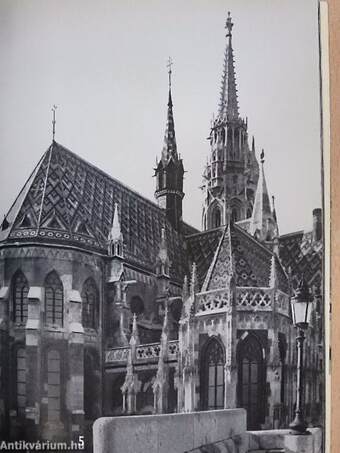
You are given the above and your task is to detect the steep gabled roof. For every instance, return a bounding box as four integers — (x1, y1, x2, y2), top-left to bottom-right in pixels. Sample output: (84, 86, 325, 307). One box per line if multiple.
(186, 223, 289, 293)
(0, 141, 195, 281)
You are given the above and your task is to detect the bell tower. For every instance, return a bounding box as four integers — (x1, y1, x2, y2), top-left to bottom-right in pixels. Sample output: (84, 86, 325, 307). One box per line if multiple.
(202, 13, 259, 230)
(155, 59, 184, 231)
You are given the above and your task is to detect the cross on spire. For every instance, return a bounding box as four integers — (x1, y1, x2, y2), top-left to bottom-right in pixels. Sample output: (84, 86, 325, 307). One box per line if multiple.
(52, 105, 57, 142)
(225, 11, 233, 37)
(167, 57, 173, 89)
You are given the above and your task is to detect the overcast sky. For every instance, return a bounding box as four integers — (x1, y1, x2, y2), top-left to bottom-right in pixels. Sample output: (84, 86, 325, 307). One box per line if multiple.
(0, 0, 321, 234)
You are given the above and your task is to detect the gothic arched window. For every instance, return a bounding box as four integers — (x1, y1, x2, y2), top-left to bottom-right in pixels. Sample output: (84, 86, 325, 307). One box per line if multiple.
(47, 350, 61, 422)
(12, 271, 29, 324)
(130, 295, 144, 315)
(45, 271, 64, 326)
(237, 333, 266, 429)
(213, 208, 221, 228)
(231, 208, 239, 223)
(201, 338, 225, 410)
(82, 278, 98, 329)
(16, 347, 26, 416)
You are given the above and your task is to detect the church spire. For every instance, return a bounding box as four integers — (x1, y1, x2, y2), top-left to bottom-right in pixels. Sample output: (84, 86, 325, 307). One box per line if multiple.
(218, 12, 239, 121)
(154, 60, 185, 231)
(161, 57, 177, 163)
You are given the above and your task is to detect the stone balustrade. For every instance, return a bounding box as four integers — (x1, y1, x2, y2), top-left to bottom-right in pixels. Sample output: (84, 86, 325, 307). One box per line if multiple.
(195, 288, 230, 315)
(105, 340, 179, 364)
(236, 287, 273, 311)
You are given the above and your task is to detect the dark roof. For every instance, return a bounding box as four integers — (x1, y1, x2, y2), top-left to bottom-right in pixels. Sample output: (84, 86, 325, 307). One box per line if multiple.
(185, 227, 224, 288)
(279, 230, 322, 289)
(0, 142, 195, 282)
(186, 223, 289, 293)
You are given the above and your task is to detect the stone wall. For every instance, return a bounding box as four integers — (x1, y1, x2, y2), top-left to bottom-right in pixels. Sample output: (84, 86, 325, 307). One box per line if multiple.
(93, 409, 247, 453)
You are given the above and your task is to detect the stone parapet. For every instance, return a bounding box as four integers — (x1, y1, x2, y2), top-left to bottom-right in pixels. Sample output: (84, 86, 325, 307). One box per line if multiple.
(93, 409, 246, 453)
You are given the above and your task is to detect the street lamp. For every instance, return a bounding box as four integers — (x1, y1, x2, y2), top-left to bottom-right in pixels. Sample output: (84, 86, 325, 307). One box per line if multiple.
(289, 277, 313, 434)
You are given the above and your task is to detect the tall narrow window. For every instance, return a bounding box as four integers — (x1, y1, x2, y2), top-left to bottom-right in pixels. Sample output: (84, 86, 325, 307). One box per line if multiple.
(47, 350, 61, 422)
(12, 271, 29, 323)
(45, 271, 64, 326)
(82, 278, 98, 329)
(213, 208, 221, 228)
(16, 348, 26, 416)
(237, 333, 266, 429)
(202, 339, 225, 410)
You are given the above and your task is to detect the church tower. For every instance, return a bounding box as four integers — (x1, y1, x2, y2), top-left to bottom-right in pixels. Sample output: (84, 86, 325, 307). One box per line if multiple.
(202, 13, 259, 230)
(155, 61, 184, 231)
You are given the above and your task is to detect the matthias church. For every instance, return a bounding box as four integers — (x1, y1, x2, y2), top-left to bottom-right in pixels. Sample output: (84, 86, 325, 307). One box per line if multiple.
(0, 13, 323, 445)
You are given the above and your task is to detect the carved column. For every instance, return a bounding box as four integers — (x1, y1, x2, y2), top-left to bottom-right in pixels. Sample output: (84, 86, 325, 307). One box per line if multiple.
(67, 290, 84, 442)
(25, 287, 43, 440)
(0, 286, 9, 438)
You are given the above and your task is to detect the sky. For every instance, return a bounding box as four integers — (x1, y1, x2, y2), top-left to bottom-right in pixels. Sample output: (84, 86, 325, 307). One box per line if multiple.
(0, 0, 322, 234)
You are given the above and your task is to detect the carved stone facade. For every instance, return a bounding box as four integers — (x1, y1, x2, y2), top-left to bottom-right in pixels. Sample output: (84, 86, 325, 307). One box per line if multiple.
(0, 12, 323, 446)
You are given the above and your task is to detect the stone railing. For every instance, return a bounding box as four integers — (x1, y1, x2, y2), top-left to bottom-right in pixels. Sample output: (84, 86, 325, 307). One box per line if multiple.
(105, 346, 129, 363)
(195, 288, 230, 315)
(105, 340, 179, 364)
(236, 287, 273, 311)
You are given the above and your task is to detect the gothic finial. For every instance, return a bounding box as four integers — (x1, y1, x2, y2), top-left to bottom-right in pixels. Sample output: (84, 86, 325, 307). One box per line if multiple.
(260, 149, 265, 164)
(190, 262, 198, 296)
(225, 11, 233, 37)
(52, 105, 57, 142)
(130, 313, 140, 346)
(182, 275, 189, 300)
(167, 56, 173, 90)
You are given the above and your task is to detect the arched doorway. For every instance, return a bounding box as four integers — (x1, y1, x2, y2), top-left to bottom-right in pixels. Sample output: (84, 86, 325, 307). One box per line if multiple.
(237, 333, 266, 429)
(201, 338, 225, 410)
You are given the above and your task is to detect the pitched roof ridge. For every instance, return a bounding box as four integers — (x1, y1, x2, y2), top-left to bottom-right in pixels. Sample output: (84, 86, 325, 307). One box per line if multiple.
(0, 148, 49, 240)
(279, 230, 306, 239)
(185, 226, 224, 239)
(52, 141, 167, 215)
(37, 144, 54, 233)
(233, 222, 274, 257)
(201, 226, 227, 291)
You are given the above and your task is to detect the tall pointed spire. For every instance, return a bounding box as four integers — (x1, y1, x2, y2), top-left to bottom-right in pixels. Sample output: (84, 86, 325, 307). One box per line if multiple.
(250, 151, 276, 242)
(218, 12, 239, 121)
(162, 57, 177, 163)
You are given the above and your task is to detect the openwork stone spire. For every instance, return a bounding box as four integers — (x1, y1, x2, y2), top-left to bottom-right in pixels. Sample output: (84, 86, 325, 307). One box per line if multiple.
(218, 12, 239, 121)
(250, 151, 277, 242)
(161, 57, 178, 163)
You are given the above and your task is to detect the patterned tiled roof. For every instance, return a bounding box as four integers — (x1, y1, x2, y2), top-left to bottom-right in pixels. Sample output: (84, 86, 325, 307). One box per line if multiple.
(186, 223, 289, 292)
(0, 142, 195, 282)
(186, 228, 224, 289)
(279, 231, 322, 290)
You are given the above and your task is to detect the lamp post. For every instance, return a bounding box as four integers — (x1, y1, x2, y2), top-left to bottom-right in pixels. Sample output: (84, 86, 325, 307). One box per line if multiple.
(289, 277, 313, 435)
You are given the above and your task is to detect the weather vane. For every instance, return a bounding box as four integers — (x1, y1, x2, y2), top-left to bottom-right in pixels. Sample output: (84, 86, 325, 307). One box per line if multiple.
(167, 57, 173, 89)
(52, 105, 57, 141)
